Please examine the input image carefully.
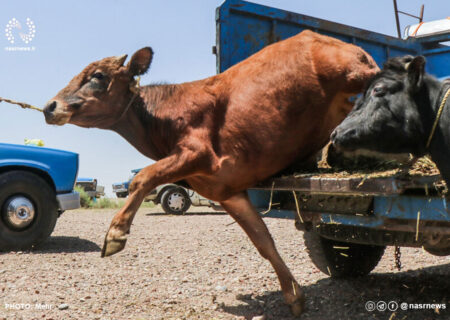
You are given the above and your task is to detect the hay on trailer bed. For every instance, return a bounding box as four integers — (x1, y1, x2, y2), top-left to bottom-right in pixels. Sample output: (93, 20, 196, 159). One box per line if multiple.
(259, 143, 447, 195)
(294, 156, 440, 179)
(258, 150, 446, 195)
(276, 142, 441, 181)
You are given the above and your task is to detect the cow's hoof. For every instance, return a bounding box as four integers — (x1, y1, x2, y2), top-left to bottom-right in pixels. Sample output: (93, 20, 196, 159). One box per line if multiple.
(101, 237, 127, 257)
(290, 296, 305, 317)
(287, 281, 305, 317)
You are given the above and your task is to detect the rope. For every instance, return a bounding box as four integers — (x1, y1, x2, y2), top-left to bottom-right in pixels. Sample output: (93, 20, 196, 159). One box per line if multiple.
(114, 76, 141, 124)
(0, 76, 141, 116)
(0, 97, 43, 112)
(411, 21, 424, 37)
(426, 88, 450, 149)
(292, 190, 304, 223)
(260, 181, 275, 215)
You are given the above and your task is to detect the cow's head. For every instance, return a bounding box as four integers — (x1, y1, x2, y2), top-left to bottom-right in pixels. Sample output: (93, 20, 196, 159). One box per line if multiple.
(44, 47, 153, 128)
(331, 55, 428, 156)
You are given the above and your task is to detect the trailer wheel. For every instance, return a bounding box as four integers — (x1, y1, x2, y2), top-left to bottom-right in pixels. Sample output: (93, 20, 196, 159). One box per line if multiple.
(303, 231, 385, 278)
(161, 187, 191, 214)
(0, 171, 58, 250)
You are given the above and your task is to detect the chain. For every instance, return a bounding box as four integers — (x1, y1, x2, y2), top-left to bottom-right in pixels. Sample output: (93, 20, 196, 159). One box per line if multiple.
(394, 246, 401, 271)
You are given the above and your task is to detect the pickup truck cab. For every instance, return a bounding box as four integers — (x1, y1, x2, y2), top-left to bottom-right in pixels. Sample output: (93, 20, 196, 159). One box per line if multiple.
(112, 180, 129, 198)
(112, 169, 139, 198)
(0, 143, 80, 250)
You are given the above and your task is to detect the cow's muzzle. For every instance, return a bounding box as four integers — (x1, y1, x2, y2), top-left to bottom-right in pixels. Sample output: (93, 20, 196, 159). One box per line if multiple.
(43, 100, 71, 125)
(330, 127, 358, 151)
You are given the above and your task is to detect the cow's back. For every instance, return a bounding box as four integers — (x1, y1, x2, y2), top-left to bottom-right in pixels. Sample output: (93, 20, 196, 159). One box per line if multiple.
(208, 30, 378, 188)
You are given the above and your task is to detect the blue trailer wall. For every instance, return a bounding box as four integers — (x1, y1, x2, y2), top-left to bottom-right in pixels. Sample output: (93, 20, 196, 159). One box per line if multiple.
(216, 0, 450, 78)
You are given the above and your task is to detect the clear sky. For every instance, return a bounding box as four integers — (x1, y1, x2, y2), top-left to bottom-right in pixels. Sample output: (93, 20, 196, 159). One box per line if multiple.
(0, 0, 448, 196)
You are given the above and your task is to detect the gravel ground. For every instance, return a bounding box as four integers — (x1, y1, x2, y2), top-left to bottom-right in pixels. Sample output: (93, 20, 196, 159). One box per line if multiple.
(1, 206, 449, 320)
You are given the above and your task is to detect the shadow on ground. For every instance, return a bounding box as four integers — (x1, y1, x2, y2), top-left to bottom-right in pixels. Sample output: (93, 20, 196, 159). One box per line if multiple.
(220, 263, 450, 320)
(31, 236, 101, 254)
(145, 211, 227, 217)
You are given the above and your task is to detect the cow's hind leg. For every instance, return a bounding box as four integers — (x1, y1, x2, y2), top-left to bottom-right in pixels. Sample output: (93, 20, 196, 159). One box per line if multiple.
(220, 192, 305, 316)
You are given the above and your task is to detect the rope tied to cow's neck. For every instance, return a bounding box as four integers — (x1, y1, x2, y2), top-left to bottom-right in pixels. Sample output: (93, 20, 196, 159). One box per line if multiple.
(426, 87, 450, 149)
(114, 76, 141, 124)
(0, 97, 43, 112)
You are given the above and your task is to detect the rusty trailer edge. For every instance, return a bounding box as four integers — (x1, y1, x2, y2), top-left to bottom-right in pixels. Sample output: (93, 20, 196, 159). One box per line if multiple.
(252, 174, 442, 195)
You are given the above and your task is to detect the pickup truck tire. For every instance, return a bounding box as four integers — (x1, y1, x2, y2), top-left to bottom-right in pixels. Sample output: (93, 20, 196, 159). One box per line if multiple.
(303, 231, 385, 278)
(161, 187, 191, 215)
(0, 171, 58, 250)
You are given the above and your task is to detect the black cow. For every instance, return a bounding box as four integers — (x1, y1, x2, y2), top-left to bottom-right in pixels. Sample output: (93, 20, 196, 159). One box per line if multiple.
(330, 55, 450, 184)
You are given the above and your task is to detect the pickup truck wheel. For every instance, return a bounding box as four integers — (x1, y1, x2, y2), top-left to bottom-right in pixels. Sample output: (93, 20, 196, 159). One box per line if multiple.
(0, 171, 58, 250)
(161, 187, 191, 215)
(303, 231, 385, 278)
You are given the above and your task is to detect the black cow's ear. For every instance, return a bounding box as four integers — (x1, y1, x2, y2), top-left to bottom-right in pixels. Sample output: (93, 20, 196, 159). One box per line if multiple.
(407, 56, 425, 92)
(127, 47, 153, 76)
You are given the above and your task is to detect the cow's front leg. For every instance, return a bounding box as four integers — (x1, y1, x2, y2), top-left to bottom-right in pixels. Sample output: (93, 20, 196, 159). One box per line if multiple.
(101, 143, 216, 257)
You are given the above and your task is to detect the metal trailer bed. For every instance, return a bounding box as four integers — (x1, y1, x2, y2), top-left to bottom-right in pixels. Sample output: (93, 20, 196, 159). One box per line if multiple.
(250, 173, 448, 248)
(214, 0, 450, 274)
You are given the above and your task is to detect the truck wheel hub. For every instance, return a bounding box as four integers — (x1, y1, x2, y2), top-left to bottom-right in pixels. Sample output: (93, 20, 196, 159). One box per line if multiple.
(168, 192, 185, 211)
(4, 196, 35, 229)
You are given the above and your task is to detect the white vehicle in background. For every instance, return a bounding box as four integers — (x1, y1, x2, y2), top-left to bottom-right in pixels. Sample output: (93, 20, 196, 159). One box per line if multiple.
(114, 169, 220, 214)
(145, 183, 220, 215)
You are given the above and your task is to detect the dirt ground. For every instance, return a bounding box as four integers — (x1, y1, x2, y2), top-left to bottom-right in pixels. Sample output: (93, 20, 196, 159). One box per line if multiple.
(0, 206, 448, 320)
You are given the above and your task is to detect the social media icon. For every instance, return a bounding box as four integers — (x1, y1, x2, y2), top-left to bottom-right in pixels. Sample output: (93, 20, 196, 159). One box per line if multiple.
(401, 302, 408, 310)
(388, 301, 398, 311)
(377, 301, 387, 311)
(365, 301, 376, 312)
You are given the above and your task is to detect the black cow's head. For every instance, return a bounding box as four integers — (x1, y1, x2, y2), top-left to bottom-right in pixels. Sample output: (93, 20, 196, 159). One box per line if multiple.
(331, 55, 429, 157)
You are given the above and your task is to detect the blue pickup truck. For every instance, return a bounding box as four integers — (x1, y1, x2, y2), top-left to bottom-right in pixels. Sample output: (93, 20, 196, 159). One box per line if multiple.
(0, 143, 80, 250)
(216, 0, 450, 276)
(76, 177, 105, 199)
(112, 168, 140, 198)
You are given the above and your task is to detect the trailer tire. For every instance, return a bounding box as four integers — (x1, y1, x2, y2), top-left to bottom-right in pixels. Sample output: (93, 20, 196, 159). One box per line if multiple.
(303, 231, 385, 278)
(161, 187, 191, 215)
(0, 171, 58, 251)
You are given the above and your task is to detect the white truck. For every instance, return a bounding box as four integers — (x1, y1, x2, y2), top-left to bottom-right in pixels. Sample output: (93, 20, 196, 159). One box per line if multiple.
(114, 169, 220, 214)
(145, 183, 220, 214)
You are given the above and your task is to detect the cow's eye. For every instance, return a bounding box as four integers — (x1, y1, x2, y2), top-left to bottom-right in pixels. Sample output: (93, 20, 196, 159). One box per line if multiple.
(372, 85, 386, 97)
(91, 72, 104, 80)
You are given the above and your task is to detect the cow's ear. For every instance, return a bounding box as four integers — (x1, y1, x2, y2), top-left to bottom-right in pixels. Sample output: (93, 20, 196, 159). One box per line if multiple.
(127, 47, 153, 76)
(407, 56, 425, 92)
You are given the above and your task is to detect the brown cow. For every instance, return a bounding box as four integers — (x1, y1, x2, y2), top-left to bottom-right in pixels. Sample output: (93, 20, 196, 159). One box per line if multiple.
(43, 30, 378, 316)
